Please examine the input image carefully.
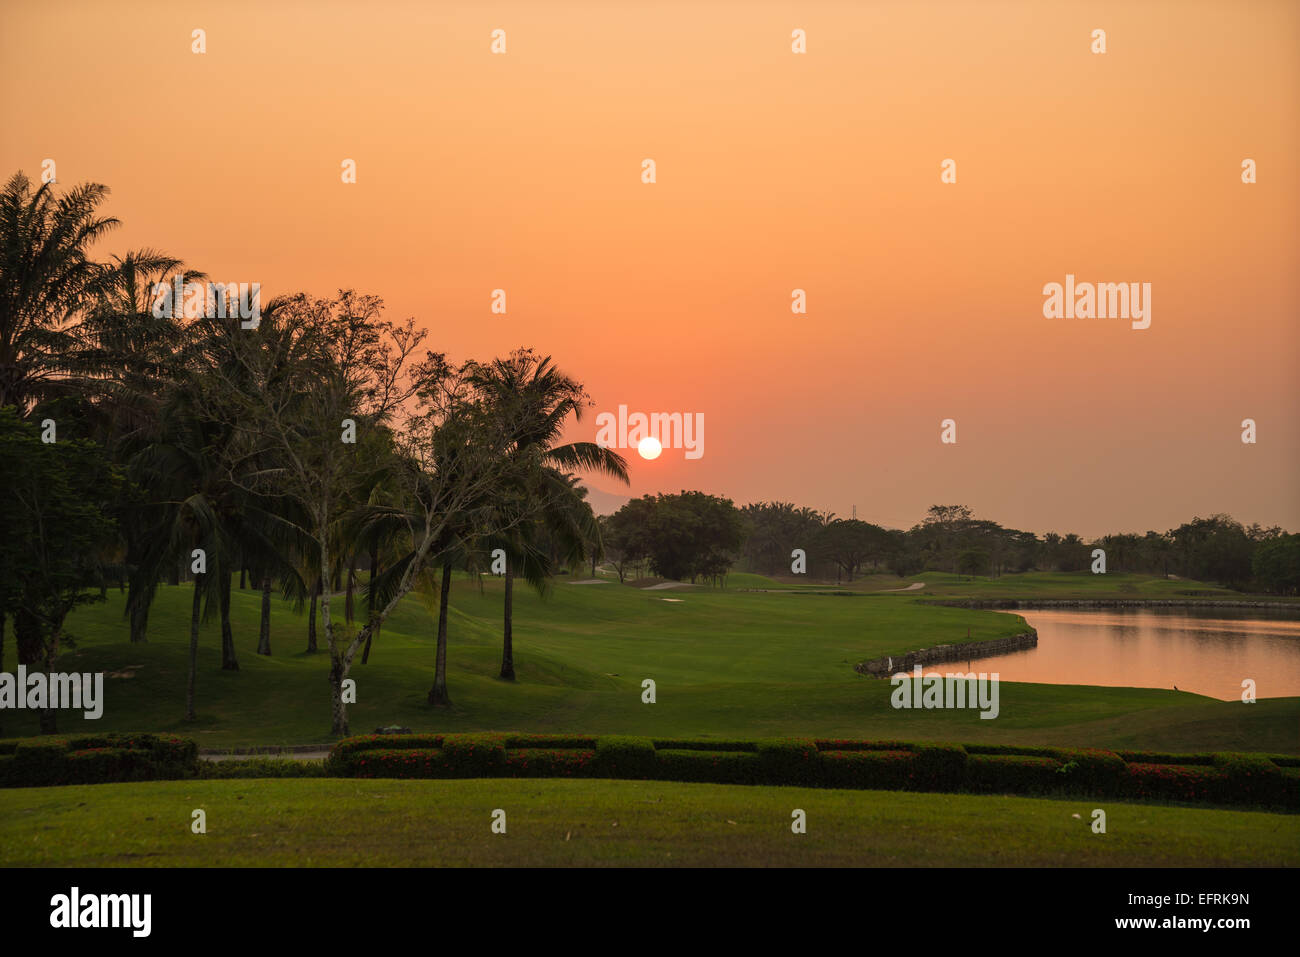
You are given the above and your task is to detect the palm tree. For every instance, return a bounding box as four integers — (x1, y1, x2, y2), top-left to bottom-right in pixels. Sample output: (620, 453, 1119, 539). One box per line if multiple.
(72, 250, 199, 643)
(467, 350, 628, 680)
(0, 172, 119, 414)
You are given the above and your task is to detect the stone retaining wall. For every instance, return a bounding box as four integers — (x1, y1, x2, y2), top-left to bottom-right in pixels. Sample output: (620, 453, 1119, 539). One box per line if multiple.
(855, 630, 1038, 677)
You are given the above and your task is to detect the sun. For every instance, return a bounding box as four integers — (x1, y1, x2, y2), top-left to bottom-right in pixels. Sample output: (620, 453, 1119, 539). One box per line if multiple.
(637, 436, 662, 460)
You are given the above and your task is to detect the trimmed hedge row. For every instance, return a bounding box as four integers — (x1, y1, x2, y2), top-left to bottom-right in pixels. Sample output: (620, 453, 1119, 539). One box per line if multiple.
(0, 733, 198, 787)
(327, 733, 1300, 808)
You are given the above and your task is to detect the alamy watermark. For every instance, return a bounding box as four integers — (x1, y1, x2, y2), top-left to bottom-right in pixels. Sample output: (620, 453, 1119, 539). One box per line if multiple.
(151, 276, 261, 328)
(1042, 274, 1151, 330)
(0, 666, 104, 719)
(890, 665, 1000, 719)
(595, 405, 704, 459)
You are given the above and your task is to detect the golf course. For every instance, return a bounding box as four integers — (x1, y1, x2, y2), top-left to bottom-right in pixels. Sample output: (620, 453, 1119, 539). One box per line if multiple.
(2, 569, 1297, 867)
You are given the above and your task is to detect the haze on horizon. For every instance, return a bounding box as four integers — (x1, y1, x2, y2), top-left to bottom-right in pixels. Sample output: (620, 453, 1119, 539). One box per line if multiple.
(2, 0, 1295, 538)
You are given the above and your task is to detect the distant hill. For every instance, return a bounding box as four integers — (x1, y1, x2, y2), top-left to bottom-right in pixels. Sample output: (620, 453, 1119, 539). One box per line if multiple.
(581, 484, 631, 515)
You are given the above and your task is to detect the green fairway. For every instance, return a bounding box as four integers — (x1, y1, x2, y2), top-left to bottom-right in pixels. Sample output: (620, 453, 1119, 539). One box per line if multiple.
(762, 569, 1295, 601)
(2, 575, 1295, 754)
(2, 777, 1294, 867)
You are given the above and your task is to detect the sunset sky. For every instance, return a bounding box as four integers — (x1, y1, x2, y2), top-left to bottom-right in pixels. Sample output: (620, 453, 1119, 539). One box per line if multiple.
(2, 0, 1296, 537)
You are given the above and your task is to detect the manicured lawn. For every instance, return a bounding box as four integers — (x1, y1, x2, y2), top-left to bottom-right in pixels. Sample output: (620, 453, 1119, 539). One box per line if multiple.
(1, 576, 1295, 752)
(2, 777, 1294, 867)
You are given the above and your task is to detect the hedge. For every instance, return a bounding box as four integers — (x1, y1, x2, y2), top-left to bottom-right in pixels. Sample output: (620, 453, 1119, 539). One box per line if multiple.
(324, 733, 1299, 808)
(0, 733, 198, 787)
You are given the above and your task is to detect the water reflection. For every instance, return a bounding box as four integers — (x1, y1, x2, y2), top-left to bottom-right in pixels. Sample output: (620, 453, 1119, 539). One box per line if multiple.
(960, 607, 1300, 699)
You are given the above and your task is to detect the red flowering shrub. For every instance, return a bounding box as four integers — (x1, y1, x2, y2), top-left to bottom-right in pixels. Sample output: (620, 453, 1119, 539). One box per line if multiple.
(820, 750, 915, 790)
(964, 754, 1061, 794)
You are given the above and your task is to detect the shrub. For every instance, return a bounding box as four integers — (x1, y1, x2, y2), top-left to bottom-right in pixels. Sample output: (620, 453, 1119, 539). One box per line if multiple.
(11, 738, 73, 786)
(964, 754, 1061, 794)
(349, 748, 451, 779)
(963, 743, 1073, 759)
(0, 733, 199, 787)
(199, 758, 326, 779)
(650, 738, 757, 752)
(503, 748, 596, 778)
(815, 739, 913, 752)
(756, 738, 820, 786)
(1114, 750, 1214, 766)
(504, 734, 598, 749)
(442, 733, 507, 775)
(331, 733, 445, 760)
(1126, 763, 1223, 803)
(1212, 753, 1286, 805)
(654, 749, 762, 785)
(912, 744, 968, 790)
(595, 736, 657, 778)
(64, 747, 154, 785)
(1053, 748, 1127, 795)
(821, 750, 916, 790)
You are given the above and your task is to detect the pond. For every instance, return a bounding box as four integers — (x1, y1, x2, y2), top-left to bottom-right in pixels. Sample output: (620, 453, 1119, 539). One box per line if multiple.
(953, 607, 1300, 700)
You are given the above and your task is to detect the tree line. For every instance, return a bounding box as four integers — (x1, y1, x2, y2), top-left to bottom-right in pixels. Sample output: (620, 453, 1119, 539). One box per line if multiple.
(602, 498, 1298, 595)
(0, 171, 628, 735)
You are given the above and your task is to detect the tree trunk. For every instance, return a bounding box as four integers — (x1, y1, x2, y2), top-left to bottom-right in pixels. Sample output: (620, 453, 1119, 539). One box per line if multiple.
(257, 575, 272, 655)
(361, 543, 379, 664)
(219, 568, 239, 671)
(239, 565, 247, 589)
(329, 655, 348, 736)
(38, 663, 57, 733)
(500, 565, 516, 680)
(307, 578, 319, 652)
(128, 590, 150, 643)
(345, 554, 357, 623)
(186, 574, 202, 721)
(168, 558, 180, 587)
(428, 561, 453, 705)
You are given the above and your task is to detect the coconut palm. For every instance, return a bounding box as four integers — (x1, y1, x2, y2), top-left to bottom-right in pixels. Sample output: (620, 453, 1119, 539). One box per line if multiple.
(0, 172, 119, 414)
(467, 350, 628, 680)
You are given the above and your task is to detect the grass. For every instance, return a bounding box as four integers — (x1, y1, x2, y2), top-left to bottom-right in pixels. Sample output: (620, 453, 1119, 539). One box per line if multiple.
(2, 574, 1295, 752)
(754, 568, 1284, 600)
(2, 777, 1295, 867)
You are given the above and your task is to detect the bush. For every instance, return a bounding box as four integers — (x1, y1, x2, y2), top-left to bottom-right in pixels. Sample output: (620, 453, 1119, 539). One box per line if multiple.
(0, 733, 199, 787)
(1126, 763, 1223, 803)
(316, 731, 1298, 808)
(331, 733, 445, 760)
(814, 739, 913, 752)
(964, 754, 1061, 794)
(595, 736, 657, 778)
(503, 748, 597, 777)
(1114, 750, 1214, 766)
(442, 733, 507, 775)
(651, 738, 757, 752)
(10, 738, 71, 786)
(756, 738, 820, 786)
(1053, 748, 1127, 795)
(505, 733, 598, 749)
(913, 744, 968, 790)
(654, 749, 762, 785)
(1212, 753, 1286, 805)
(64, 748, 154, 784)
(821, 750, 916, 790)
(199, 758, 326, 779)
(349, 748, 451, 779)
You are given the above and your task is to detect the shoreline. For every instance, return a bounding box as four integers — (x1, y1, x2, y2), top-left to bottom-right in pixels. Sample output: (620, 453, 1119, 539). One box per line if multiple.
(855, 630, 1039, 677)
(920, 598, 1300, 612)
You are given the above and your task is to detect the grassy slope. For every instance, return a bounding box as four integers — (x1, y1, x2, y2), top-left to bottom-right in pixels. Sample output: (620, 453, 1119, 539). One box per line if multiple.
(762, 569, 1295, 600)
(2, 574, 1295, 753)
(2, 778, 1295, 867)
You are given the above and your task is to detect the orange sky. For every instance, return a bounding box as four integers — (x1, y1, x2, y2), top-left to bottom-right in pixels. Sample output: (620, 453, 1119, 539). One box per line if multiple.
(3, 0, 1297, 536)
